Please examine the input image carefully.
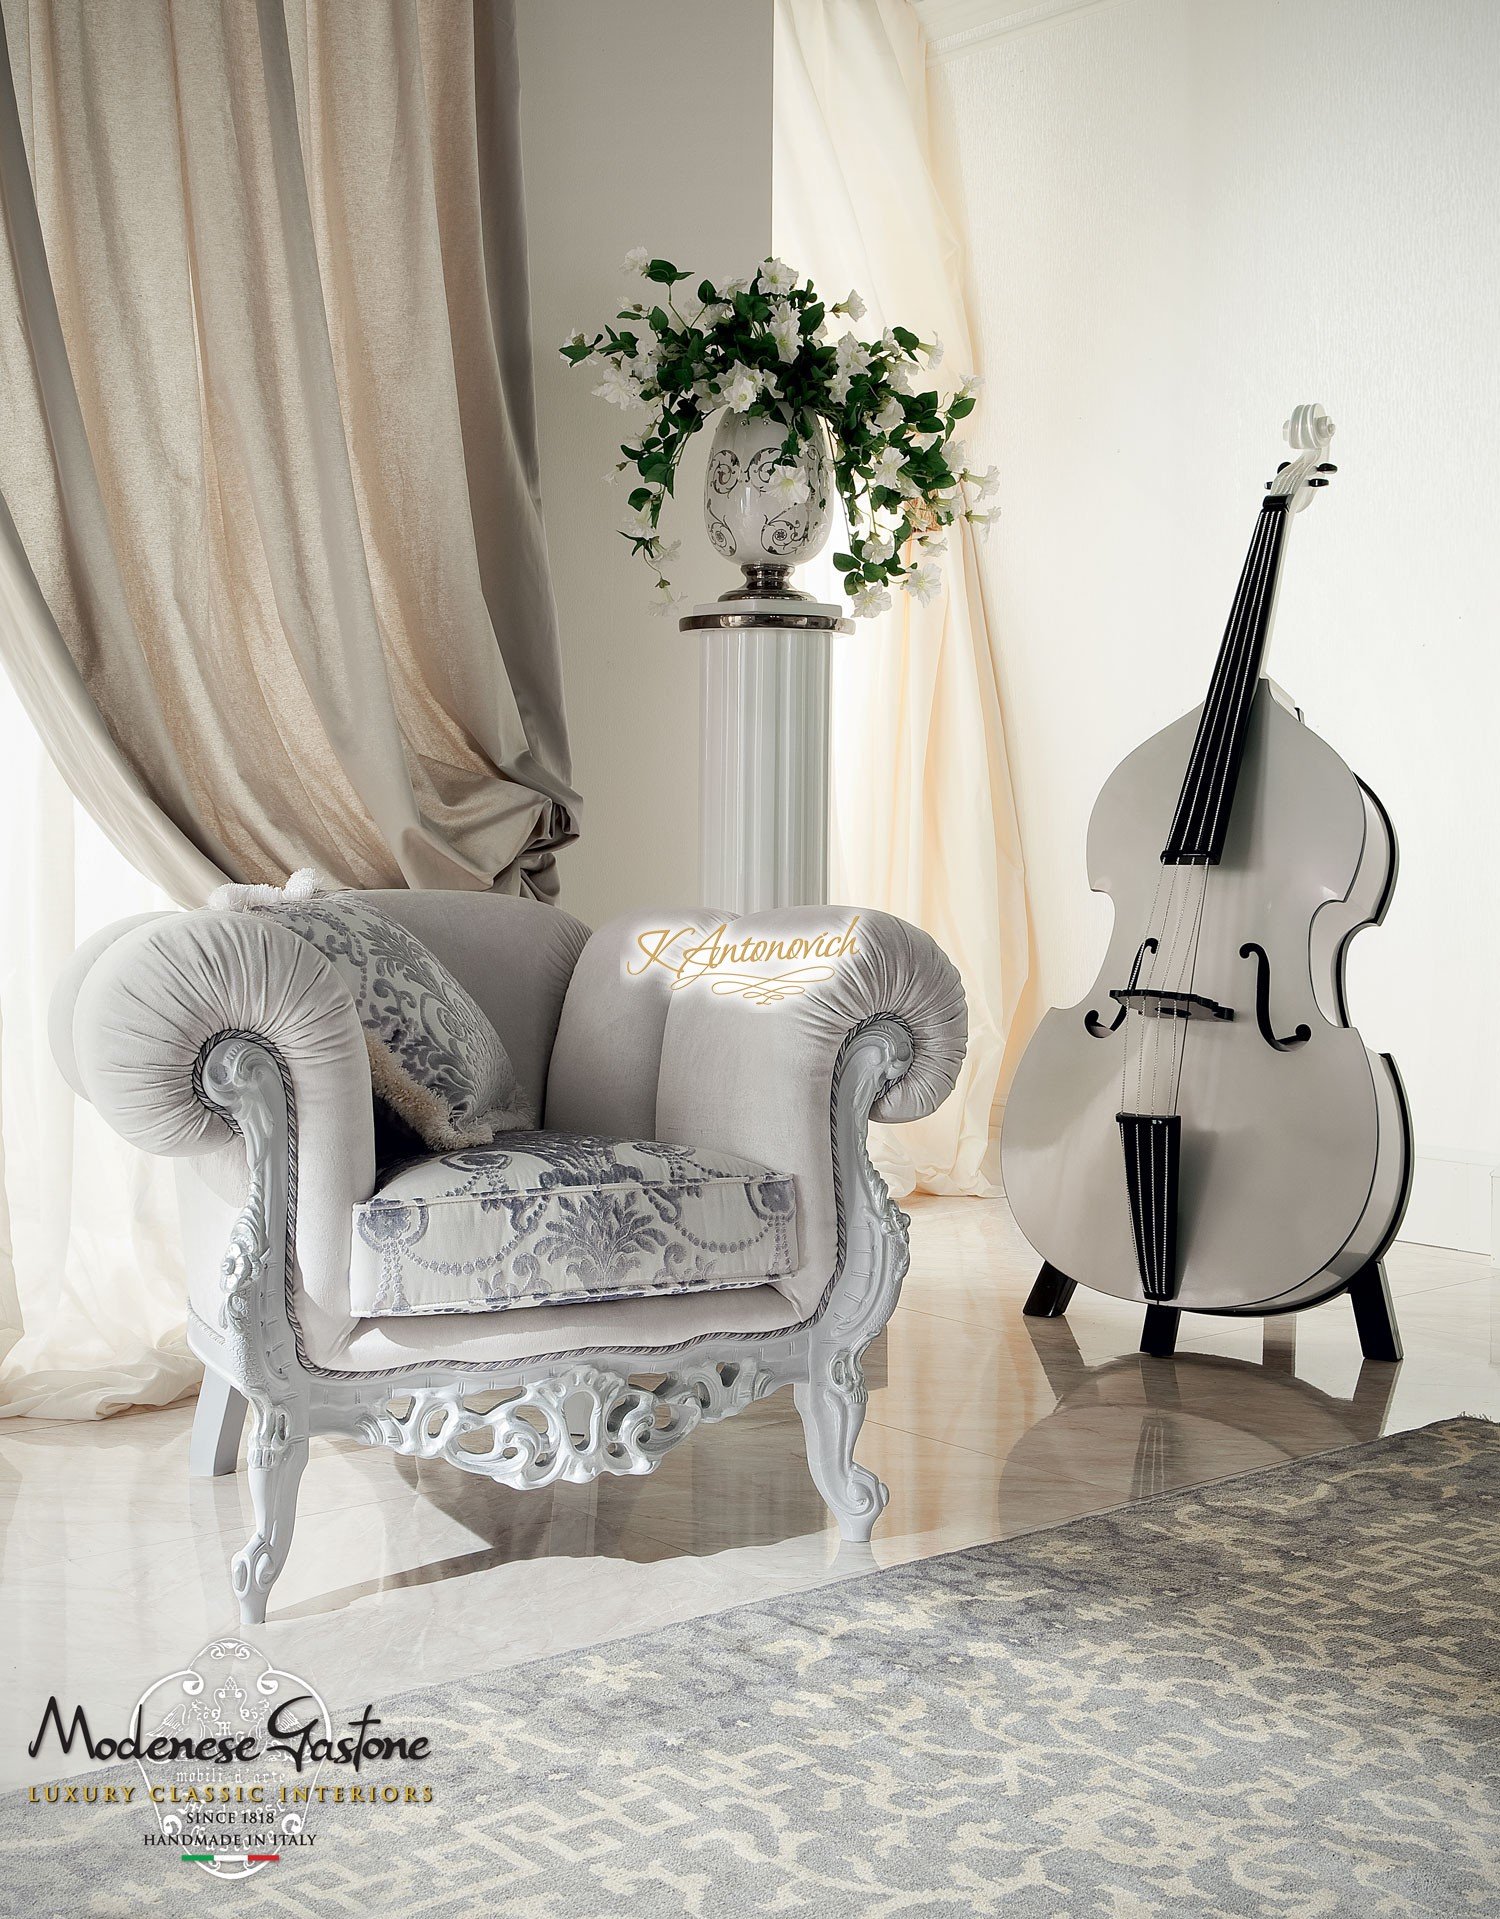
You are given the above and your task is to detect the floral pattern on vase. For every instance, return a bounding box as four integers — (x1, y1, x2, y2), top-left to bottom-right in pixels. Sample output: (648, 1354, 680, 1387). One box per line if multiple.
(702, 409, 833, 582)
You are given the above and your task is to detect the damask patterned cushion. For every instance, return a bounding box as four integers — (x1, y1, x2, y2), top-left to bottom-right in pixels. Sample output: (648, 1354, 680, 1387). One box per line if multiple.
(208, 869, 532, 1150)
(350, 1131, 800, 1317)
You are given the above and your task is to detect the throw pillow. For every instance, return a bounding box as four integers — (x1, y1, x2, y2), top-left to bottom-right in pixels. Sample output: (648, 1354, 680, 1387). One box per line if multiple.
(208, 870, 533, 1150)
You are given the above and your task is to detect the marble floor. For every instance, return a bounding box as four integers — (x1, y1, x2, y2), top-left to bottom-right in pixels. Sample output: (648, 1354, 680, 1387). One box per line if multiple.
(2, 1195, 1495, 1790)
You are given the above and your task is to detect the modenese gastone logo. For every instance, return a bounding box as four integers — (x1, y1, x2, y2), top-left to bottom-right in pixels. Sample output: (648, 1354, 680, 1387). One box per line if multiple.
(24, 1638, 433, 1882)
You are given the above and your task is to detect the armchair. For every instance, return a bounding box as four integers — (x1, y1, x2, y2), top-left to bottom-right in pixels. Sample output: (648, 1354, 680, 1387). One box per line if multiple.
(51, 894, 966, 1622)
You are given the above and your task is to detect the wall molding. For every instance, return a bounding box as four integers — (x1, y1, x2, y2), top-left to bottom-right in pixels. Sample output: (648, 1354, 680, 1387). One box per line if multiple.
(1401, 1149, 1500, 1260)
(914, 0, 1115, 60)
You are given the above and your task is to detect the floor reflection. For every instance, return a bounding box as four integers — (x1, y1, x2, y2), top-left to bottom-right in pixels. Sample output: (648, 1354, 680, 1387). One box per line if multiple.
(1004, 1310, 1400, 1532)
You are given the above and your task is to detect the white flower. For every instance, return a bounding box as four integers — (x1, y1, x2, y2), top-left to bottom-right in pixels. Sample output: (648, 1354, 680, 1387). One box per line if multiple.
(691, 378, 719, 409)
(769, 306, 801, 363)
(966, 508, 998, 541)
(834, 332, 873, 374)
(859, 531, 895, 564)
(720, 365, 764, 413)
(829, 369, 855, 405)
(593, 359, 644, 410)
(851, 582, 893, 619)
(946, 438, 969, 473)
(870, 445, 906, 488)
(652, 539, 682, 565)
(632, 341, 661, 383)
(968, 463, 1000, 501)
(699, 301, 732, 328)
(834, 288, 867, 322)
(911, 429, 942, 451)
(722, 275, 751, 297)
(760, 256, 798, 294)
(887, 359, 914, 393)
(623, 246, 652, 277)
(897, 472, 922, 498)
(901, 562, 942, 605)
(925, 335, 945, 367)
(620, 502, 656, 540)
(602, 463, 627, 487)
(875, 396, 905, 435)
(918, 533, 948, 555)
(958, 372, 984, 400)
(647, 579, 682, 618)
(881, 327, 906, 358)
(764, 465, 811, 509)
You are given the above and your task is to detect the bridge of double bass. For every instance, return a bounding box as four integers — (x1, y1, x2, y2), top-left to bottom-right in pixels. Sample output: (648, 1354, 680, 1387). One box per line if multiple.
(1108, 986, 1234, 1023)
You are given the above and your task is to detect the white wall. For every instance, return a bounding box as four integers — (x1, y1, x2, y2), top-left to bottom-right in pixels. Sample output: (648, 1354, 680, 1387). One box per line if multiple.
(926, 0, 1500, 1248)
(517, 0, 773, 928)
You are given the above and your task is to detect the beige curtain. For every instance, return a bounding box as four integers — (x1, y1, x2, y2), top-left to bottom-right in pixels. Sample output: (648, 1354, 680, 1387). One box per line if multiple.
(774, 0, 1030, 1195)
(0, 0, 576, 905)
(0, 0, 575, 1420)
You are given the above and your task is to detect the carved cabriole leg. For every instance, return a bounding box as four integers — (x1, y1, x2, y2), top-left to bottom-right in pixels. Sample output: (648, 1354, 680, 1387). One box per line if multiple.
(795, 1017, 915, 1542)
(796, 1353, 885, 1541)
(189, 1369, 249, 1477)
(195, 1036, 312, 1627)
(235, 1417, 308, 1626)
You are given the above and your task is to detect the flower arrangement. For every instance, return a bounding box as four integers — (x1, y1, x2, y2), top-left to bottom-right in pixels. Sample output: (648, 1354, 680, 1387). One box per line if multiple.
(560, 254, 997, 618)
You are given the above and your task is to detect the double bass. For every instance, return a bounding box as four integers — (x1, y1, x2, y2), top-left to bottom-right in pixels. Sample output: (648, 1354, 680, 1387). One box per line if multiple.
(1001, 406, 1411, 1358)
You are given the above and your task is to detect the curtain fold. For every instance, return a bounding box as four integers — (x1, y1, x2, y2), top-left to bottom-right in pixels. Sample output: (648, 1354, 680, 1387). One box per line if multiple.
(0, 0, 576, 906)
(774, 0, 1030, 1196)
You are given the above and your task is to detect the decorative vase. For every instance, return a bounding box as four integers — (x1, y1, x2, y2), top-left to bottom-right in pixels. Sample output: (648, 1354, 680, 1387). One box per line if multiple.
(702, 408, 833, 602)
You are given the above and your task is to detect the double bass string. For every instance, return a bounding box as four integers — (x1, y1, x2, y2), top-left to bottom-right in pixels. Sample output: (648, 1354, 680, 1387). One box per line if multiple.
(1134, 501, 1281, 1122)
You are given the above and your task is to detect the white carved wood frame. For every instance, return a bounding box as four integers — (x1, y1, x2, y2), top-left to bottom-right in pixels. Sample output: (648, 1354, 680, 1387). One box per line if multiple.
(188, 1019, 913, 1624)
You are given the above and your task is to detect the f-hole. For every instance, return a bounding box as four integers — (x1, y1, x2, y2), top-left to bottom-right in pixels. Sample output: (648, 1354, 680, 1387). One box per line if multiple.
(1085, 938, 1158, 1037)
(1239, 942, 1312, 1051)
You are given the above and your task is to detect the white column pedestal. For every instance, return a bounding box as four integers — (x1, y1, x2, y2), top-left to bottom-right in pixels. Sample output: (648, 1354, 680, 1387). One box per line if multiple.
(698, 625, 831, 916)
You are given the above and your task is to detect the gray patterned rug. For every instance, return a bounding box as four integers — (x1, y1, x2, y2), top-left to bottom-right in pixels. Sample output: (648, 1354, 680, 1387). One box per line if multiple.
(6, 1418, 1498, 1917)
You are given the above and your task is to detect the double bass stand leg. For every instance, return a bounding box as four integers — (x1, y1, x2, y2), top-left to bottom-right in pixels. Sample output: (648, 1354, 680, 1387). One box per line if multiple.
(1346, 1259, 1403, 1364)
(1021, 1262, 1402, 1364)
(1140, 1305, 1181, 1358)
(1022, 1263, 1077, 1318)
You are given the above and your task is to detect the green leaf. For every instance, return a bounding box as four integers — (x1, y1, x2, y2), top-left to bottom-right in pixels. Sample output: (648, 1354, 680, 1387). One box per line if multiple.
(645, 259, 681, 283)
(948, 395, 977, 419)
(627, 487, 654, 511)
(697, 279, 718, 303)
(832, 552, 858, 572)
(891, 325, 920, 353)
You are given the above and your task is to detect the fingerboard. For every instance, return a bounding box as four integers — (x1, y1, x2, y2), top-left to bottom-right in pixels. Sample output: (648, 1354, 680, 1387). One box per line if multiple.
(1161, 495, 1290, 865)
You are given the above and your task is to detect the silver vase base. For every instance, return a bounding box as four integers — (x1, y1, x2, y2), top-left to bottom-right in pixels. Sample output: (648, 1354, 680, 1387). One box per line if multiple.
(720, 563, 808, 601)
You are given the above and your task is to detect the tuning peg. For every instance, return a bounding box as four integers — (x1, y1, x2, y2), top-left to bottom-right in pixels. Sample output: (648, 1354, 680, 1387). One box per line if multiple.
(1315, 462, 1337, 473)
(1276, 461, 1290, 473)
(1307, 477, 1329, 488)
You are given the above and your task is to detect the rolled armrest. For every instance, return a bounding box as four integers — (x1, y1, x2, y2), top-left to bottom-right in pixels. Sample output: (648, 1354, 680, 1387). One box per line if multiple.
(654, 907, 966, 1317)
(67, 911, 376, 1350)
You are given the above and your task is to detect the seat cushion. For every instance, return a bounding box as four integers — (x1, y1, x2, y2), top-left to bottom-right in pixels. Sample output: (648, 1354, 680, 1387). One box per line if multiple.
(350, 1132, 799, 1317)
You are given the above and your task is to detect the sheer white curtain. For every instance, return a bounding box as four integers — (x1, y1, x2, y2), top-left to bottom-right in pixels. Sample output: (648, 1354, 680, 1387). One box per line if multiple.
(774, 0, 1031, 1196)
(0, 670, 194, 1419)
